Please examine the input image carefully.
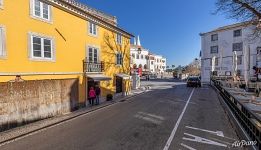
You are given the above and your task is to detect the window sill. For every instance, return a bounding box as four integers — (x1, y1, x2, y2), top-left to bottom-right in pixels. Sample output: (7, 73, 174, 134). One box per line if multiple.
(29, 58, 56, 62)
(115, 64, 123, 67)
(88, 33, 98, 38)
(30, 15, 53, 24)
(0, 55, 7, 59)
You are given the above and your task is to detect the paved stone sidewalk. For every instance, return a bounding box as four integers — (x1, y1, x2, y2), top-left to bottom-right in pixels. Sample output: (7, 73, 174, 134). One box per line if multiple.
(0, 88, 148, 146)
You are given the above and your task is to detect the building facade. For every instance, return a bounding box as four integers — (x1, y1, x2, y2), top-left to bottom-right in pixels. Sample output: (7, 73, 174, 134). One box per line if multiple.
(130, 36, 167, 75)
(130, 45, 149, 72)
(0, 0, 133, 129)
(200, 22, 261, 83)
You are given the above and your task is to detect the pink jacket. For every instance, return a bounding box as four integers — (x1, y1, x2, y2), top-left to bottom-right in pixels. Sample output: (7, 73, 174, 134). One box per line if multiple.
(89, 89, 96, 98)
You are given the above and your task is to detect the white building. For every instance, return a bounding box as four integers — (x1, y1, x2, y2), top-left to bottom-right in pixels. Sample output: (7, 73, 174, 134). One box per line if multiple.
(130, 36, 149, 72)
(153, 54, 166, 74)
(130, 36, 167, 75)
(200, 22, 261, 83)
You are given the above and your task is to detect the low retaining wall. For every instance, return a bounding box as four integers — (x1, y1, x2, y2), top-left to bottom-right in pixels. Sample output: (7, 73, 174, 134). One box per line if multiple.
(0, 78, 79, 131)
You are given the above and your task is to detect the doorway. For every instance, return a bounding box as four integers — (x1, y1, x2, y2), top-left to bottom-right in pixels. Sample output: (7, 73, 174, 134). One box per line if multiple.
(116, 76, 123, 93)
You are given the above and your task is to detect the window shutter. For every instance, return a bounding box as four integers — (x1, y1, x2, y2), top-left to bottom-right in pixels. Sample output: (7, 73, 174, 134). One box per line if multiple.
(89, 22, 92, 34)
(0, 27, 3, 56)
(97, 48, 100, 62)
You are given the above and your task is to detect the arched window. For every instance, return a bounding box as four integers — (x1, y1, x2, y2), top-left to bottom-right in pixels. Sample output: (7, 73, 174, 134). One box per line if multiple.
(139, 64, 142, 68)
(133, 64, 137, 69)
(144, 64, 147, 69)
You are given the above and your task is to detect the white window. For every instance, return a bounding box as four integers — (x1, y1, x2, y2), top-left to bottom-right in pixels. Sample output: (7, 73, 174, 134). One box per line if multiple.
(233, 42, 243, 51)
(30, 34, 54, 60)
(131, 53, 135, 58)
(116, 33, 122, 44)
(88, 47, 99, 63)
(32, 0, 51, 21)
(116, 52, 123, 65)
(233, 29, 242, 37)
(89, 22, 98, 36)
(211, 34, 218, 41)
(0, 26, 6, 58)
(237, 56, 243, 65)
(0, 0, 4, 8)
(210, 46, 218, 53)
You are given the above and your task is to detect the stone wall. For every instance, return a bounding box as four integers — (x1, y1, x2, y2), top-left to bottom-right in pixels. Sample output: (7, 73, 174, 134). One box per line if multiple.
(0, 78, 79, 131)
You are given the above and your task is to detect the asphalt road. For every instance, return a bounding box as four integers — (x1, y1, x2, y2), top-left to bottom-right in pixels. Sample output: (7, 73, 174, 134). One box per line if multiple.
(1, 80, 242, 150)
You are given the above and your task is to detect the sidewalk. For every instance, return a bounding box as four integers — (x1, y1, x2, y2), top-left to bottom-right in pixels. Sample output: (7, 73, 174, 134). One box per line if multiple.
(0, 88, 148, 146)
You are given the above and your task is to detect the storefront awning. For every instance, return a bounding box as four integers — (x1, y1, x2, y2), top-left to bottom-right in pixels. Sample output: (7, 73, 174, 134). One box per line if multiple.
(116, 73, 131, 80)
(86, 74, 111, 81)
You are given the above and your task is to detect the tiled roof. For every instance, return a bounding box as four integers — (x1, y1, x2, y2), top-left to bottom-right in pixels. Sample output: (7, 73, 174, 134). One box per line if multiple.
(45, 0, 134, 37)
(61, 0, 117, 25)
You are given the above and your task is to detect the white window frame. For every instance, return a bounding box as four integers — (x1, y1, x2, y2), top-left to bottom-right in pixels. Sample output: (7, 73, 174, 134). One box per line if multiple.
(0, 25, 7, 59)
(233, 42, 243, 51)
(233, 29, 242, 37)
(116, 52, 123, 66)
(237, 55, 243, 65)
(210, 46, 218, 53)
(87, 46, 100, 63)
(28, 32, 55, 61)
(116, 33, 122, 45)
(211, 34, 218, 41)
(0, 0, 4, 9)
(30, 0, 52, 23)
(88, 22, 98, 37)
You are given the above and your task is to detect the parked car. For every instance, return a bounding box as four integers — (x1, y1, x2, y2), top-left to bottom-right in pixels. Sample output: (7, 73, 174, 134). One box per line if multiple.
(187, 76, 201, 87)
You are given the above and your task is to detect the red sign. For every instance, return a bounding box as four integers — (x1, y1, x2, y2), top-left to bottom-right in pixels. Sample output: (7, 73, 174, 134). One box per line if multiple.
(138, 68, 142, 76)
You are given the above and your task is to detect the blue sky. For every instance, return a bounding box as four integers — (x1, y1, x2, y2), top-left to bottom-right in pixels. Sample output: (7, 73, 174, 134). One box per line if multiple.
(79, 0, 237, 67)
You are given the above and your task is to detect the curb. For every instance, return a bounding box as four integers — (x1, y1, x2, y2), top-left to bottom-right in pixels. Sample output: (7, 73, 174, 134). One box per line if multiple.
(0, 89, 148, 146)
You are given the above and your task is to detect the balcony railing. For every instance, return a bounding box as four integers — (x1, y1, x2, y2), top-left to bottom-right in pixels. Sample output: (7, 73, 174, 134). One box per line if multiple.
(83, 61, 104, 72)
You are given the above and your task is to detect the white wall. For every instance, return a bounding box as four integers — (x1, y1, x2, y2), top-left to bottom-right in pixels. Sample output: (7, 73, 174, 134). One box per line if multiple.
(201, 24, 261, 83)
(130, 47, 149, 69)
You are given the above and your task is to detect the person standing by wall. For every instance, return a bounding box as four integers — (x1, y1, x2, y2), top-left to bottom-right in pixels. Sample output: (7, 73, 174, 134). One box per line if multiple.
(89, 87, 96, 106)
(95, 85, 101, 105)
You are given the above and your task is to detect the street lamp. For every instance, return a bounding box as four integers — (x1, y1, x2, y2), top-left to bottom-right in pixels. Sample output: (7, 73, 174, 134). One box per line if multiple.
(137, 47, 142, 54)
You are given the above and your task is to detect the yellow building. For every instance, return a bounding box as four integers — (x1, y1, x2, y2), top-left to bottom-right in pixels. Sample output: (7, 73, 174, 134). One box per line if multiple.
(0, 0, 133, 106)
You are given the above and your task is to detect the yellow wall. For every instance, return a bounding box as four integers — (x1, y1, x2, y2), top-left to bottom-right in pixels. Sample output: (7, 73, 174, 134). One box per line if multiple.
(0, 0, 131, 102)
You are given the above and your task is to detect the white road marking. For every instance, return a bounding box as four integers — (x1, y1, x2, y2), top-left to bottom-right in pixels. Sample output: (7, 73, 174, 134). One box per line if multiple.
(180, 143, 197, 150)
(163, 88, 195, 150)
(138, 112, 165, 121)
(185, 126, 224, 137)
(183, 133, 227, 147)
(159, 99, 196, 105)
(209, 137, 233, 146)
(200, 88, 209, 90)
(134, 114, 162, 125)
(212, 85, 257, 150)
